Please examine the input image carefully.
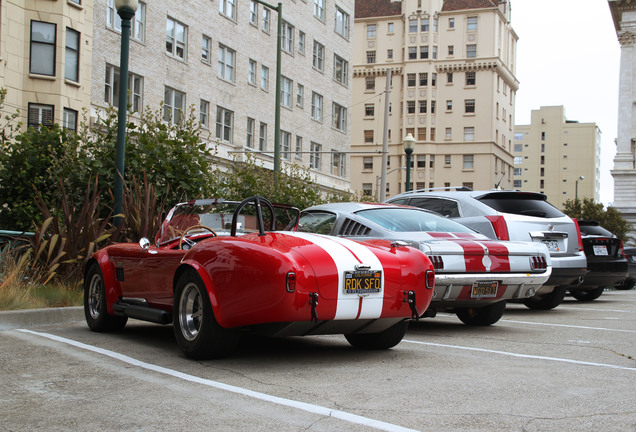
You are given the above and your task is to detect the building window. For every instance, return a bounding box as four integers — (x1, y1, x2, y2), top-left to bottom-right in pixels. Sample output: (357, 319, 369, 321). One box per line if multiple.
(446, 100, 453, 111)
(311, 92, 323, 121)
(364, 130, 374, 143)
(298, 31, 306, 54)
(281, 130, 292, 160)
(296, 84, 304, 108)
(63, 108, 78, 131)
(282, 21, 294, 54)
(218, 44, 236, 82)
(219, 0, 236, 19)
(449, 18, 455, 29)
(387, 49, 393, 59)
(107, 0, 146, 41)
(417, 128, 426, 140)
(447, 73, 453, 83)
(467, 44, 477, 58)
(514, 132, 523, 140)
(202, 35, 212, 63)
(249, 1, 258, 25)
(388, 22, 395, 33)
(466, 71, 476, 85)
(248, 59, 257, 85)
(261, 66, 269, 90)
(448, 45, 454, 56)
(334, 54, 348, 85)
(514, 168, 522, 176)
(335, 6, 350, 38)
(295, 136, 303, 159)
(246, 117, 255, 148)
(445, 127, 452, 138)
(429, 155, 435, 169)
(332, 103, 347, 131)
(310, 142, 322, 169)
(65, 28, 80, 82)
(464, 126, 475, 141)
(513, 180, 522, 188)
(420, 73, 428, 86)
(407, 101, 416, 114)
(30, 21, 56, 76)
(281, 76, 292, 108)
(200, 99, 209, 128)
(216, 106, 234, 143)
(105, 64, 144, 112)
(259, 122, 267, 150)
(445, 155, 451, 165)
(314, 0, 326, 20)
(366, 77, 375, 91)
(417, 155, 426, 168)
(467, 16, 478, 31)
(164, 86, 185, 124)
(367, 51, 376, 64)
(419, 100, 427, 114)
(28, 103, 54, 129)
(367, 23, 377, 38)
(363, 156, 373, 170)
(430, 101, 436, 114)
(362, 183, 373, 196)
(332, 151, 345, 177)
(420, 46, 429, 59)
(166, 17, 187, 60)
(432, 46, 438, 59)
(421, 18, 430, 32)
(408, 47, 417, 60)
(364, 104, 375, 117)
(432, 73, 437, 86)
(514, 156, 523, 164)
(465, 99, 475, 113)
(409, 19, 417, 33)
(262, 8, 271, 32)
(407, 74, 416, 87)
(463, 155, 474, 169)
(514, 144, 523, 152)
(313, 41, 325, 71)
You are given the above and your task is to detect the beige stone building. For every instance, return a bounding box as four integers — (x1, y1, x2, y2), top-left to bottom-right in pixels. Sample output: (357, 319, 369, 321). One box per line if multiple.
(90, 0, 354, 194)
(609, 0, 636, 243)
(0, 0, 93, 130)
(513, 106, 601, 208)
(351, 0, 518, 199)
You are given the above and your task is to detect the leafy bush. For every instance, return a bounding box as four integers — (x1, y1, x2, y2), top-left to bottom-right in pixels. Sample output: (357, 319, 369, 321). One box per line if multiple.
(563, 198, 633, 241)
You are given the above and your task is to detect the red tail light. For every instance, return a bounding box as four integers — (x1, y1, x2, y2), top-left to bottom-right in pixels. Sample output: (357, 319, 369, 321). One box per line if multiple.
(485, 215, 510, 240)
(530, 256, 547, 271)
(429, 255, 444, 270)
(425, 270, 435, 289)
(572, 218, 584, 252)
(619, 240, 625, 258)
(286, 272, 296, 292)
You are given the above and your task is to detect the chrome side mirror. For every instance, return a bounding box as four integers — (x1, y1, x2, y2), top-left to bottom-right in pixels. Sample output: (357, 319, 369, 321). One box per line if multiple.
(139, 237, 151, 251)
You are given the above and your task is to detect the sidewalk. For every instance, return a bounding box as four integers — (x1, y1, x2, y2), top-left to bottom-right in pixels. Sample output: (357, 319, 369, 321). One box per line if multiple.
(0, 306, 84, 330)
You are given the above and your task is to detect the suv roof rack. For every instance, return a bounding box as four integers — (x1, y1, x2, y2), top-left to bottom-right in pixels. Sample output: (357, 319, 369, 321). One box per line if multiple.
(400, 186, 472, 195)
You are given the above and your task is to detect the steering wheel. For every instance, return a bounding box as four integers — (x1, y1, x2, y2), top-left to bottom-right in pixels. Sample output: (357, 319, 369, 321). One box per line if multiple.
(179, 225, 217, 249)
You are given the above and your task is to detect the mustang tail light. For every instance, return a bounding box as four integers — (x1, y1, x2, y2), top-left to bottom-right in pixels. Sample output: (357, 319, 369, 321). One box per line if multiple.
(425, 270, 435, 289)
(485, 215, 510, 241)
(429, 255, 444, 270)
(286, 272, 296, 292)
(572, 218, 584, 252)
(530, 256, 547, 271)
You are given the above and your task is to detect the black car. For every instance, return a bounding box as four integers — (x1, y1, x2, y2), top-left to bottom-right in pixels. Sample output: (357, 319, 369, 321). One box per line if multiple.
(568, 221, 628, 301)
(615, 247, 636, 290)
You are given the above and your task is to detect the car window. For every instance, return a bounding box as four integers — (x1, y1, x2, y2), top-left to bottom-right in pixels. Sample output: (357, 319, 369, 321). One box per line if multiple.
(408, 197, 460, 218)
(388, 198, 408, 205)
(477, 193, 564, 218)
(578, 223, 613, 237)
(355, 208, 474, 233)
(297, 211, 337, 235)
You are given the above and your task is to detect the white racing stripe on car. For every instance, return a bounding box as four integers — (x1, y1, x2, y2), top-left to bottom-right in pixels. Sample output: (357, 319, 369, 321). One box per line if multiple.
(17, 329, 420, 432)
(284, 232, 384, 320)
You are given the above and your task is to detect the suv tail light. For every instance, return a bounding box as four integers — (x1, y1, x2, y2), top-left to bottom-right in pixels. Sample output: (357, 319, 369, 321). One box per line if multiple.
(485, 215, 510, 241)
(572, 218, 584, 252)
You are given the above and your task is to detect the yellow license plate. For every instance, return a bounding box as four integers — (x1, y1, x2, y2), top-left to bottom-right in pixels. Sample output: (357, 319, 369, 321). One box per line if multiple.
(344, 270, 382, 294)
(471, 281, 498, 298)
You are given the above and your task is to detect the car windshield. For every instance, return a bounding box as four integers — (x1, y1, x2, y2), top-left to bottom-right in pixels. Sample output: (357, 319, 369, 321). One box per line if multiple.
(355, 208, 475, 233)
(477, 192, 564, 218)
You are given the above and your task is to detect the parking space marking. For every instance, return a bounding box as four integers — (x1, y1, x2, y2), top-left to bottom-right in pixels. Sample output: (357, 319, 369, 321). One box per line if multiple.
(404, 339, 636, 371)
(556, 306, 632, 313)
(502, 319, 636, 333)
(17, 329, 420, 432)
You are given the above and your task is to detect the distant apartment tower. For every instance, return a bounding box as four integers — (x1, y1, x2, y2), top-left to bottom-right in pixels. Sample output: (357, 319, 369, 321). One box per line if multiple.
(513, 106, 601, 207)
(0, 0, 93, 131)
(609, 0, 636, 243)
(351, 0, 518, 199)
(91, 0, 354, 193)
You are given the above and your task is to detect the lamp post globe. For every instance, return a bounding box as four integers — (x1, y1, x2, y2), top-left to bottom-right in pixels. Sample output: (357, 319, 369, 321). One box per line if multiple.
(403, 133, 416, 192)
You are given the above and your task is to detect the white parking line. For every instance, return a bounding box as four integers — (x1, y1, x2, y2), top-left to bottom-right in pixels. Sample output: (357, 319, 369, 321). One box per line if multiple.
(557, 306, 632, 313)
(502, 319, 636, 333)
(403, 339, 636, 372)
(16, 329, 420, 432)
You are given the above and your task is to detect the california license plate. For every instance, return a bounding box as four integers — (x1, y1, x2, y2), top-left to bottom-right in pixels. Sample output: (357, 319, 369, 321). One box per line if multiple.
(344, 270, 382, 294)
(542, 240, 560, 251)
(593, 245, 608, 256)
(471, 281, 498, 298)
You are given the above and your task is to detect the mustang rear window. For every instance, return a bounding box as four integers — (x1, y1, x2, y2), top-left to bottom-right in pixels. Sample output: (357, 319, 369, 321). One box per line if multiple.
(356, 208, 474, 233)
(478, 193, 564, 218)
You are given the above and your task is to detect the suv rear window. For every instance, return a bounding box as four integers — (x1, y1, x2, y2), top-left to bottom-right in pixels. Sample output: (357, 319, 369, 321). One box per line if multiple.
(477, 192, 564, 218)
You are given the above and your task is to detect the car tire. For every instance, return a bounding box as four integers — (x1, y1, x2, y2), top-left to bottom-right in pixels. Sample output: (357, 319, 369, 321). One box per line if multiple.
(173, 270, 240, 359)
(84, 262, 127, 332)
(570, 287, 605, 301)
(344, 320, 408, 350)
(615, 279, 635, 290)
(522, 286, 567, 310)
(455, 301, 506, 326)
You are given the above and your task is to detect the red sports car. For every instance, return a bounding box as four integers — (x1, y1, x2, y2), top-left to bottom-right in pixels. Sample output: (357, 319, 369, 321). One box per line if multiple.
(84, 197, 435, 359)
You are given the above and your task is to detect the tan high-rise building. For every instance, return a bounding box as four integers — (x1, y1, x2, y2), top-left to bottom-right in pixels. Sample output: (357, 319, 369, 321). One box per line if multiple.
(351, 0, 518, 199)
(513, 106, 601, 208)
(0, 0, 93, 131)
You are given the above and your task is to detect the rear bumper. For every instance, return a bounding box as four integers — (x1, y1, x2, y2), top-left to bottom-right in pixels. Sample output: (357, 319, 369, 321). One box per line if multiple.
(575, 260, 628, 288)
(544, 265, 587, 286)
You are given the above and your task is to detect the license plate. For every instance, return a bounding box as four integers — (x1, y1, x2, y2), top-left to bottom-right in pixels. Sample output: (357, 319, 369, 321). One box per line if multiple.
(593, 245, 608, 256)
(344, 270, 382, 294)
(542, 240, 560, 251)
(471, 281, 498, 299)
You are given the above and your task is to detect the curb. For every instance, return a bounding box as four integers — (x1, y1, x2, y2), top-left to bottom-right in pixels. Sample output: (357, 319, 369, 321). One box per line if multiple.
(0, 306, 84, 330)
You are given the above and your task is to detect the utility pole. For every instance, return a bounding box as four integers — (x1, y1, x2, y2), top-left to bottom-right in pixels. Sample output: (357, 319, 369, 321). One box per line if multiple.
(379, 69, 391, 202)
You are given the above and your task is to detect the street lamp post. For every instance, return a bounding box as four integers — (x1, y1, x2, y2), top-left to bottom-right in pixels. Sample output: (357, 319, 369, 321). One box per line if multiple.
(403, 133, 416, 192)
(575, 175, 584, 200)
(113, 0, 138, 226)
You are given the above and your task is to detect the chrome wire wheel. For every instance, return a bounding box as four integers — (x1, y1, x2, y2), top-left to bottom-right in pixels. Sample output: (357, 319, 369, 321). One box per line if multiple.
(178, 282, 203, 342)
(87, 273, 103, 320)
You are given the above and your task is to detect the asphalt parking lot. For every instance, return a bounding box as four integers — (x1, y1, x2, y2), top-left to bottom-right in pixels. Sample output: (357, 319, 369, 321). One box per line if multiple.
(1, 289, 635, 432)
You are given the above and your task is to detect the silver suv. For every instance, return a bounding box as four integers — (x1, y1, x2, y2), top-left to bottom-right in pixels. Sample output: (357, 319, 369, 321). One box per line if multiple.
(387, 189, 587, 310)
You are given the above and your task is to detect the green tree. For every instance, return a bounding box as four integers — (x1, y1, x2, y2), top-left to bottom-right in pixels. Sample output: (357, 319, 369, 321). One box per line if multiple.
(563, 198, 633, 241)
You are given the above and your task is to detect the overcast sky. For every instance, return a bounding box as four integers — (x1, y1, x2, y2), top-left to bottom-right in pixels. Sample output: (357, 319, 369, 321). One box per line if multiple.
(511, 0, 620, 205)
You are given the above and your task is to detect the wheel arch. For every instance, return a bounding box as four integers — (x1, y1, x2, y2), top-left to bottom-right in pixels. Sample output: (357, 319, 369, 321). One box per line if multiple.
(173, 261, 226, 326)
(85, 253, 121, 315)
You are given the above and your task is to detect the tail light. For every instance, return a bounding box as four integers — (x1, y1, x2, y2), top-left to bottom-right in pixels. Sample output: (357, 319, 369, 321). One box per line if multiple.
(425, 270, 435, 289)
(485, 215, 510, 240)
(429, 255, 444, 270)
(572, 218, 584, 252)
(286, 272, 296, 292)
(530, 256, 547, 271)
(619, 240, 625, 258)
